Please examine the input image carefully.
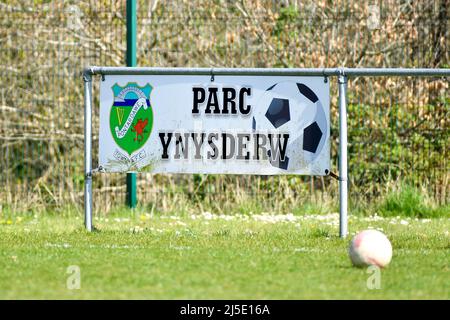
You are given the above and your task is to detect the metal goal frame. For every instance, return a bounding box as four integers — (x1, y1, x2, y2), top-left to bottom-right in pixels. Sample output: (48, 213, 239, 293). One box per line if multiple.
(83, 67, 450, 238)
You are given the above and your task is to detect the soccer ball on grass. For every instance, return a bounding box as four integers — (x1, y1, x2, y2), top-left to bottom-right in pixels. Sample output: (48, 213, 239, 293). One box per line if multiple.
(348, 230, 393, 268)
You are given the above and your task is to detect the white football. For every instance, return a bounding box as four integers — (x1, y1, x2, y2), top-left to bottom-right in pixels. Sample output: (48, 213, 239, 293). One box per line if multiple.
(349, 230, 393, 268)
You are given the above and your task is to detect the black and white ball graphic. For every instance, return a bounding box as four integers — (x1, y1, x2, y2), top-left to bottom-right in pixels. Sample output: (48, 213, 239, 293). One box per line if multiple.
(253, 81, 328, 170)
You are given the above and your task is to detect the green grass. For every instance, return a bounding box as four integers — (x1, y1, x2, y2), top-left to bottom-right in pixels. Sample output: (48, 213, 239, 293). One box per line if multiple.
(0, 210, 448, 299)
(377, 184, 450, 218)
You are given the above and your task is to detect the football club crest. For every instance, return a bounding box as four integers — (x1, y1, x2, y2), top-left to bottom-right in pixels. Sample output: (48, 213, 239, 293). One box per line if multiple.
(110, 83, 153, 156)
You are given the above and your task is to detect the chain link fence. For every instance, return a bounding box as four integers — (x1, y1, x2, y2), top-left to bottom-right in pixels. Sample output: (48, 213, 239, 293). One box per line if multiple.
(0, 0, 448, 214)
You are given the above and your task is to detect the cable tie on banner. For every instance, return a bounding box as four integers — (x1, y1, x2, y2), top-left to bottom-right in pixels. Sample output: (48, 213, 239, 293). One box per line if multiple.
(210, 68, 215, 82)
(91, 166, 105, 174)
(322, 69, 328, 83)
(326, 170, 340, 181)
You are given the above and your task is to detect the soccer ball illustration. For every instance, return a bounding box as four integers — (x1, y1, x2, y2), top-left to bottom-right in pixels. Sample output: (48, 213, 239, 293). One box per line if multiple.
(349, 230, 393, 268)
(252, 81, 328, 171)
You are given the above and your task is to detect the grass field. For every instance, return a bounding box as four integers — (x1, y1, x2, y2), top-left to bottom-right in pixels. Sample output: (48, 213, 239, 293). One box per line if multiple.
(0, 209, 448, 299)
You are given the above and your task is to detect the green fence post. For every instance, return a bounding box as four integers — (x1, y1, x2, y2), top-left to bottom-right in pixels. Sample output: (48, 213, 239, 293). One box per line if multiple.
(126, 0, 137, 208)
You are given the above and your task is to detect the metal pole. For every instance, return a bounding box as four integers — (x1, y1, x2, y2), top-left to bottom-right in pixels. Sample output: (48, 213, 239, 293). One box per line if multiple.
(126, 0, 137, 208)
(88, 66, 450, 77)
(83, 71, 93, 231)
(338, 73, 348, 238)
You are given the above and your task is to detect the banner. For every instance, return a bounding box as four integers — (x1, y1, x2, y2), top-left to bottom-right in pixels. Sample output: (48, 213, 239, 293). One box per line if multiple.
(99, 75, 330, 175)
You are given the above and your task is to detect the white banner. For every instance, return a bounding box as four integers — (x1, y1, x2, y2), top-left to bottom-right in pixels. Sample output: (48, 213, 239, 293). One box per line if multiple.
(99, 75, 330, 175)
